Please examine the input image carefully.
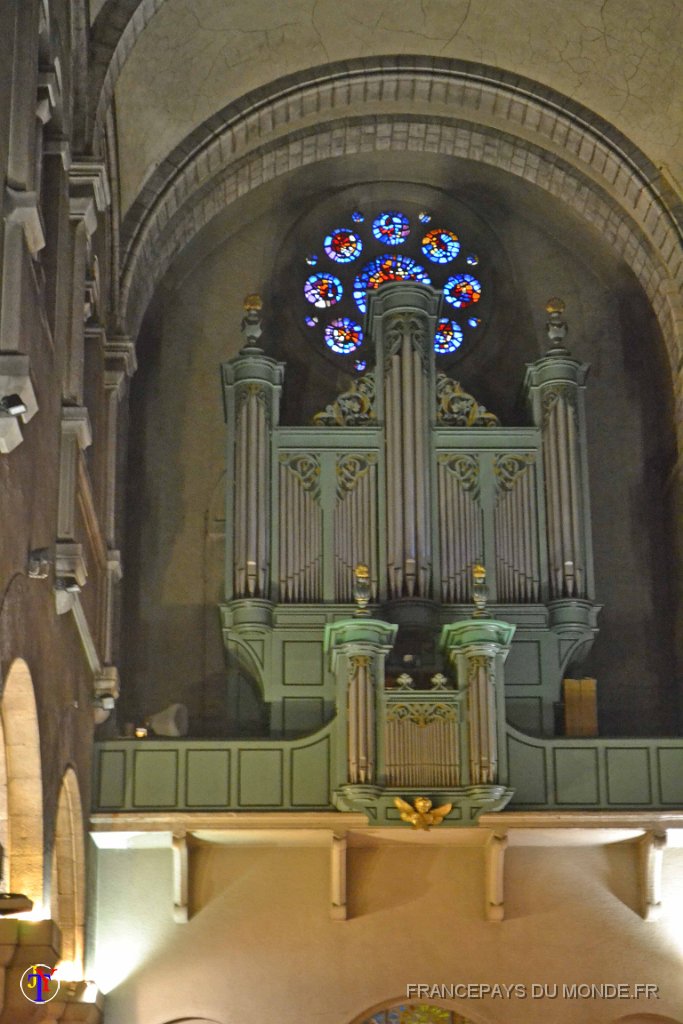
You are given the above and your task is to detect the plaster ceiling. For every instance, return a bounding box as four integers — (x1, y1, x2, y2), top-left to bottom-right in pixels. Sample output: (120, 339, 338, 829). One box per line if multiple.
(112, 0, 683, 214)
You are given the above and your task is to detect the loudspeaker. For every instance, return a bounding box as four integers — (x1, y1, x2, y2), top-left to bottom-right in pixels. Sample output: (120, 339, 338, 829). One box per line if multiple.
(146, 703, 189, 737)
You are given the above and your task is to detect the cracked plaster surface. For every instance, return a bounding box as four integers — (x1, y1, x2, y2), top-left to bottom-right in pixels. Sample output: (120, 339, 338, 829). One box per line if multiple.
(114, 0, 683, 214)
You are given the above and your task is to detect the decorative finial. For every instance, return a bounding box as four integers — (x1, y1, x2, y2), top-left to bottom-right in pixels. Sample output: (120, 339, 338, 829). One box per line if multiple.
(472, 563, 490, 618)
(241, 293, 263, 347)
(394, 796, 453, 830)
(243, 293, 262, 312)
(353, 563, 371, 616)
(545, 297, 568, 349)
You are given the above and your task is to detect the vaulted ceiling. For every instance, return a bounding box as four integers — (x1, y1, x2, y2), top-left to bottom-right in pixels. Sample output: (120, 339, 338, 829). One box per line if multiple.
(91, 0, 683, 215)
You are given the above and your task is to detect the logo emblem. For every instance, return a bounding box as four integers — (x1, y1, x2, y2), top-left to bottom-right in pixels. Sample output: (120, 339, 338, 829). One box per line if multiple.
(20, 964, 60, 1003)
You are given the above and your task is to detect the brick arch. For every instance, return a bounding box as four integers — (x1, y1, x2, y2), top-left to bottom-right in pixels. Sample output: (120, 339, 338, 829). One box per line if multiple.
(50, 767, 85, 978)
(0, 658, 44, 909)
(116, 61, 683, 455)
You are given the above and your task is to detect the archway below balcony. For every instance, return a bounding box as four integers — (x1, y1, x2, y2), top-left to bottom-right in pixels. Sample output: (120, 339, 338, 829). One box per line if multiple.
(0, 657, 44, 910)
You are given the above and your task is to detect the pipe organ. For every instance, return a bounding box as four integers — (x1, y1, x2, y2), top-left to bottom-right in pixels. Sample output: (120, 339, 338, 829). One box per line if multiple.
(221, 287, 600, 818)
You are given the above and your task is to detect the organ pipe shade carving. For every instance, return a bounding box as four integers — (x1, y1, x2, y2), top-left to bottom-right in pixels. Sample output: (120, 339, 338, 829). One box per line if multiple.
(278, 453, 323, 602)
(312, 372, 376, 424)
(334, 455, 378, 602)
(435, 373, 499, 426)
(437, 454, 482, 603)
(493, 453, 540, 602)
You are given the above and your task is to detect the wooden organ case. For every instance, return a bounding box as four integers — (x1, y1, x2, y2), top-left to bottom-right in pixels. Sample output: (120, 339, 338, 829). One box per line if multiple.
(220, 284, 600, 822)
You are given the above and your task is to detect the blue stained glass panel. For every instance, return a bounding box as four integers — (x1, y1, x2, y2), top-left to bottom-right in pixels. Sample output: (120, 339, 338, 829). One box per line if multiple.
(353, 255, 431, 313)
(434, 318, 463, 353)
(443, 273, 482, 309)
(422, 228, 460, 264)
(351, 210, 364, 223)
(372, 211, 410, 246)
(324, 228, 363, 263)
(324, 317, 364, 354)
(304, 272, 343, 308)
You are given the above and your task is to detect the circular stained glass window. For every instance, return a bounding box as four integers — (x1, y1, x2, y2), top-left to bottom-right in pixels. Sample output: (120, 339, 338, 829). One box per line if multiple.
(324, 228, 363, 263)
(444, 273, 481, 308)
(372, 211, 410, 246)
(353, 255, 432, 313)
(304, 272, 343, 308)
(434, 318, 464, 353)
(324, 317, 364, 354)
(422, 228, 460, 264)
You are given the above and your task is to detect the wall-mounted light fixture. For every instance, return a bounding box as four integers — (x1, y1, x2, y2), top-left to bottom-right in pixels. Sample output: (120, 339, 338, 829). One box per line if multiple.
(0, 393, 27, 416)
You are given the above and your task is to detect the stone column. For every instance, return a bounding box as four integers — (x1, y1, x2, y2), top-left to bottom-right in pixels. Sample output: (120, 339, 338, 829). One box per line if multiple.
(325, 618, 397, 786)
(221, 298, 285, 601)
(524, 299, 592, 601)
(441, 619, 515, 785)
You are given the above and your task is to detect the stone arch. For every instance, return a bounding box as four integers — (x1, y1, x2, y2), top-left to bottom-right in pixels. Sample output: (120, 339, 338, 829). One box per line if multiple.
(348, 1001, 488, 1024)
(116, 60, 683, 454)
(0, 658, 44, 908)
(90, 0, 166, 148)
(50, 767, 85, 978)
(611, 1017, 683, 1024)
(158, 1019, 225, 1024)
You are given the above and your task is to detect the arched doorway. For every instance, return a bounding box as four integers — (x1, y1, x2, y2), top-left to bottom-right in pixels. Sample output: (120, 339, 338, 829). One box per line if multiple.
(0, 658, 44, 910)
(51, 767, 86, 978)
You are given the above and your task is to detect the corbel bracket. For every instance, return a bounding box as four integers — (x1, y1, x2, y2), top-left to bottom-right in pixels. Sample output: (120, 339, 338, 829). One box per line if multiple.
(639, 830, 667, 921)
(485, 831, 508, 922)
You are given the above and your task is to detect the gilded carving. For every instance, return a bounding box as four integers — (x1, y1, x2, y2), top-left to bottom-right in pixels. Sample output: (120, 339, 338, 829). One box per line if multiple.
(336, 452, 377, 497)
(494, 452, 535, 493)
(542, 384, 578, 427)
(312, 372, 376, 425)
(386, 702, 458, 727)
(394, 795, 453, 830)
(435, 373, 499, 427)
(468, 654, 491, 683)
(384, 312, 428, 362)
(279, 453, 321, 500)
(437, 452, 480, 495)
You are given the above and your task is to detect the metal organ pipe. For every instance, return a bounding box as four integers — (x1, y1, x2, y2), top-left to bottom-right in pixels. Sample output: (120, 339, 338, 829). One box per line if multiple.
(383, 314, 432, 600)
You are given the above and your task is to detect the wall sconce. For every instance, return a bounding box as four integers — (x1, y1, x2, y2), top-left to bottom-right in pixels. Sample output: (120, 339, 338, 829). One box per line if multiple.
(0, 393, 27, 416)
(28, 547, 52, 579)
